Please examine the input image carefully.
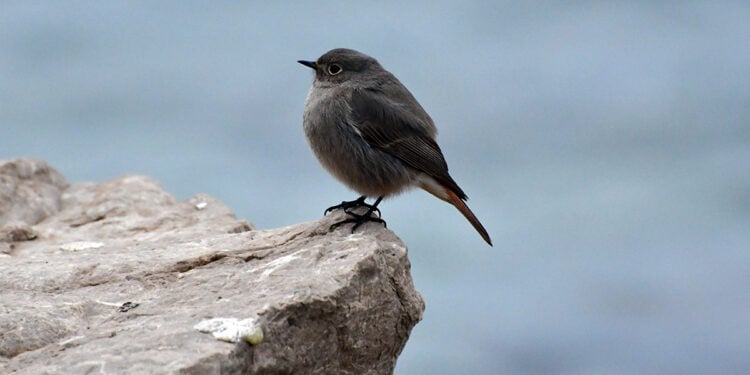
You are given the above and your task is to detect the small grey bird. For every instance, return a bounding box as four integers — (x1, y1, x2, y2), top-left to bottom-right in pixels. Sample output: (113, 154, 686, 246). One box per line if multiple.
(299, 48, 492, 246)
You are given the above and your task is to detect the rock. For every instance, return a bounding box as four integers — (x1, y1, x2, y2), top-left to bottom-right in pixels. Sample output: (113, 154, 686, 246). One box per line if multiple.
(0, 158, 425, 374)
(0, 158, 68, 227)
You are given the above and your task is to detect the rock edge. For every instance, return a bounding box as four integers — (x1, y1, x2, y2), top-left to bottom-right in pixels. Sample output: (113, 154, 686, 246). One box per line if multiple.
(0, 158, 425, 374)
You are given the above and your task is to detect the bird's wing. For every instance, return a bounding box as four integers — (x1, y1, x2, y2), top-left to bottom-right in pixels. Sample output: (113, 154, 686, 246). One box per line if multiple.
(350, 88, 467, 200)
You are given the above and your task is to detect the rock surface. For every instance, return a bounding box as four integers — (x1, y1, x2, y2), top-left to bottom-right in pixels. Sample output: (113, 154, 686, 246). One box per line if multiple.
(0, 158, 424, 374)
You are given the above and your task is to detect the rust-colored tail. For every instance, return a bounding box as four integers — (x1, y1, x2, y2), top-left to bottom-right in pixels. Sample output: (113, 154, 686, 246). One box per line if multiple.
(419, 179, 492, 246)
(444, 189, 492, 246)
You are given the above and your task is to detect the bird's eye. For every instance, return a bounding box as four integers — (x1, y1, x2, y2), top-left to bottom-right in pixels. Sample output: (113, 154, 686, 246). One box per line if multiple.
(327, 64, 342, 75)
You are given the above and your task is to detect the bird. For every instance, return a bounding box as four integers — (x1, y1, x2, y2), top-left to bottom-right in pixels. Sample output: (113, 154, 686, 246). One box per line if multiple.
(298, 48, 492, 246)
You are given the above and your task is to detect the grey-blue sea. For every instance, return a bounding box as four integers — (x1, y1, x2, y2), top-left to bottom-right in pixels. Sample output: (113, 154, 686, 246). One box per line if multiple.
(2, 2, 748, 374)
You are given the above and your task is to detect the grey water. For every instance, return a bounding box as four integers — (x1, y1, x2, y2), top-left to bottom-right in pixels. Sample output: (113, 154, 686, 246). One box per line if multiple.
(2, 2, 749, 373)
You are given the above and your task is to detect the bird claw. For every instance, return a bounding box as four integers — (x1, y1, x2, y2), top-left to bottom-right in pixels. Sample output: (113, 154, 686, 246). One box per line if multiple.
(330, 210, 387, 233)
(324, 196, 380, 217)
(327, 196, 386, 233)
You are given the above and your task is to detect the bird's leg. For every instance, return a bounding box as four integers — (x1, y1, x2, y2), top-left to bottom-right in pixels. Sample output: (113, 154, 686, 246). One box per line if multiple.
(330, 196, 387, 233)
(324, 195, 380, 217)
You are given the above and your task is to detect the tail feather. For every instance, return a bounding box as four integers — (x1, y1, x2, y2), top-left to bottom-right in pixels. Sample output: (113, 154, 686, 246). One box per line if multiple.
(419, 178, 492, 246)
(444, 189, 493, 246)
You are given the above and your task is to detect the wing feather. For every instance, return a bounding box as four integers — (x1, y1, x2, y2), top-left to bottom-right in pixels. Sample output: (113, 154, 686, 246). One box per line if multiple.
(350, 89, 467, 200)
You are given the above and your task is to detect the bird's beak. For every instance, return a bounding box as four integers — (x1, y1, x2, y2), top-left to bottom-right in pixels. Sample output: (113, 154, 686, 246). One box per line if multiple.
(297, 60, 317, 69)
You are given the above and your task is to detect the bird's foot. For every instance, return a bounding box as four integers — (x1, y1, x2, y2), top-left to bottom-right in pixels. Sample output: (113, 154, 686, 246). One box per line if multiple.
(330, 206, 387, 233)
(324, 196, 380, 217)
(328, 196, 386, 233)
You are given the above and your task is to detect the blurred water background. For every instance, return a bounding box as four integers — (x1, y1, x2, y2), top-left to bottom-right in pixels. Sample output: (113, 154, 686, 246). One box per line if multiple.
(2, 2, 749, 373)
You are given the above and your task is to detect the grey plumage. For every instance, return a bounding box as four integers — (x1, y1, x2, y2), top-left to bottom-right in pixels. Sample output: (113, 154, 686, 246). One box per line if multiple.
(299, 48, 492, 245)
